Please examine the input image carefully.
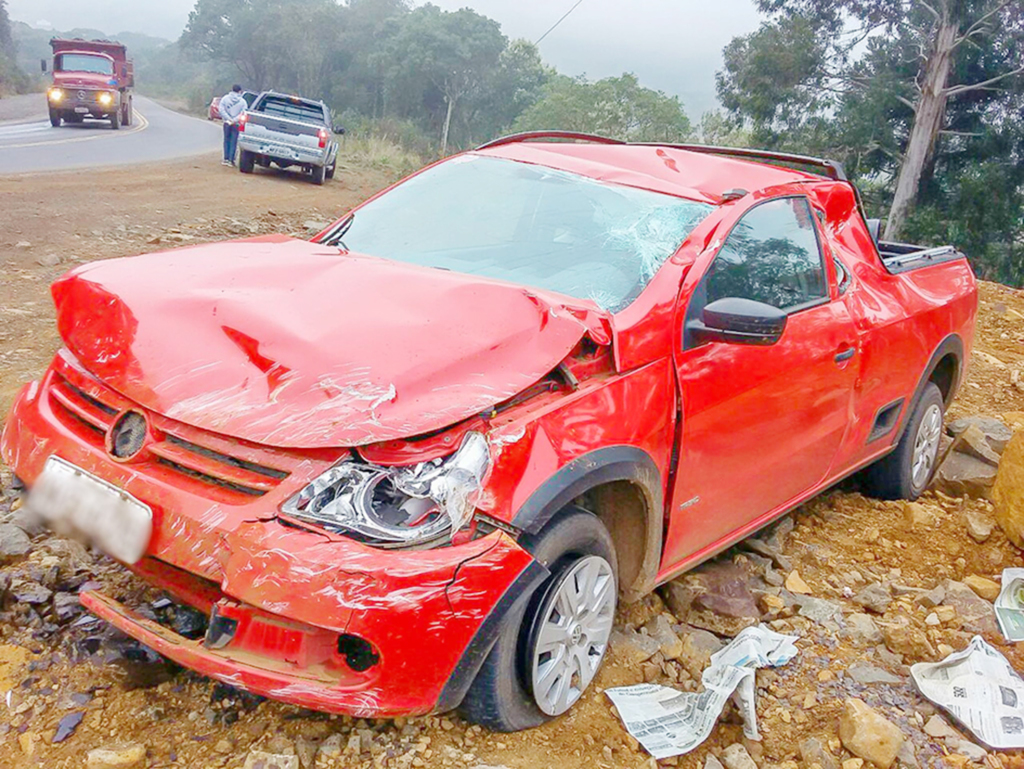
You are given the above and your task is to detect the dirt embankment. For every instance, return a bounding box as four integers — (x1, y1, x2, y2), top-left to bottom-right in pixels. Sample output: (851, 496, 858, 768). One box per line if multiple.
(0, 156, 1023, 769)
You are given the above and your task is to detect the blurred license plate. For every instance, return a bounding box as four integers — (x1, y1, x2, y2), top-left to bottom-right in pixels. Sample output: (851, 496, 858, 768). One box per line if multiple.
(263, 144, 297, 159)
(27, 456, 152, 563)
(74, 107, 89, 113)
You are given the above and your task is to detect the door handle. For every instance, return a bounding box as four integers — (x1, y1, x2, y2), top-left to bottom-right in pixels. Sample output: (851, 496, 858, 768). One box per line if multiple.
(834, 347, 856, 363)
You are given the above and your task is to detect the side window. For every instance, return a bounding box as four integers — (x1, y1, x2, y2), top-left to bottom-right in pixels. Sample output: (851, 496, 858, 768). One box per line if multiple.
(704, 197, 828, 312)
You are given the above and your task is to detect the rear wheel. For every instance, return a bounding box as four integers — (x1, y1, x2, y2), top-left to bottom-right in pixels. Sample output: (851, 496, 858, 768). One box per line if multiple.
(325, 161, 336, 180)
(239, 150, 255, 174)
(311, 164, 326, 185)
(860, 382, 944, 500)
(49, 110, 61, 127)
(459, 507, 617, 731)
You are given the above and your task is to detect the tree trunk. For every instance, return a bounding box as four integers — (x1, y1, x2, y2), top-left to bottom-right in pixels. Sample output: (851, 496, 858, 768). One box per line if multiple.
(884, 16, 958, 241)
(440, 91, 455, 157)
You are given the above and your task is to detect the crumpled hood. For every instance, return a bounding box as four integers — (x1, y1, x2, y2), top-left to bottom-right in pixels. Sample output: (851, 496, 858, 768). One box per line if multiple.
(52, 236, 611, 448)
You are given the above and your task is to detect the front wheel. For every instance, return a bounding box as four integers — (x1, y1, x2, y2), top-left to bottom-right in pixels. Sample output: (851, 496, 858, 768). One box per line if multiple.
(122, 99, 132, 127)
(49, 110, 61, 127)
(860, 382, 944, 500)
(459, 507, 617, 731)
(110, 108, 120, 130)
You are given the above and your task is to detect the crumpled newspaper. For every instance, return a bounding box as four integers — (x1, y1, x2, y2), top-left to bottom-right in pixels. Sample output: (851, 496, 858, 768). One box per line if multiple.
(910, 635, 1024, 749)
(995, 568, 1024, 642)
(605, 625, 798, 759)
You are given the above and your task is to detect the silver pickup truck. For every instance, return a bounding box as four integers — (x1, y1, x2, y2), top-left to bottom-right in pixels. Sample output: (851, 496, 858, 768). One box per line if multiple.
(237, 91, 343, 185)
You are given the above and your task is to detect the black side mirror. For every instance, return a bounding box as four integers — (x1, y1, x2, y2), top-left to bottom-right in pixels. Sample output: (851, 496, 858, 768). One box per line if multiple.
(333, 125, 346, 135)
(41, 58, 48, 73)
(690, 297, 787, 346)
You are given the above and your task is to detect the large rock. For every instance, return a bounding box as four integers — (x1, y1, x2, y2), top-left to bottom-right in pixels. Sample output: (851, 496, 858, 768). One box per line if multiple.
(838, 699, 905, 769)
(993, 430, 1024, 546)
(609, 627, 661, 666)
(842, 613, 883, 645)
(963, 575, 999, 602)
(943, 580, 999, 636)
(799, 737, 838, 769)
(691, 561, 762, 619)
(948, 417, 1013, 453)
(0, 523, 31, 562)
(958, 425, 1002, 466)
(964, 508, 995, 543)
(86, 744, 147, 769)
(936, 451, 998, 499)
(644, 614, 684, 660)
(243, 752, 299, 769)
(852, 583, 892, 614)
(722, 743, 758, 769)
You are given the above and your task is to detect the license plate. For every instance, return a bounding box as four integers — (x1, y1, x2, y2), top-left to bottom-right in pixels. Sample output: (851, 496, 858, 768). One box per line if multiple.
(27, 456, 152, 564)
(263, 144, 298, 159)
(74, 107, 89, 114)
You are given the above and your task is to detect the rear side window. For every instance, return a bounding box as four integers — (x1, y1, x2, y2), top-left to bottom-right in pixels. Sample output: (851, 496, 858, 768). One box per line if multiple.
(256, 96, 326, 124)
(704, 197, 828, 312)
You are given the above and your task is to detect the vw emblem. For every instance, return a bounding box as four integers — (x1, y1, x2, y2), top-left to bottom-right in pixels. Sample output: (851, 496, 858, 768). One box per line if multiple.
(107, 411, 148, 460)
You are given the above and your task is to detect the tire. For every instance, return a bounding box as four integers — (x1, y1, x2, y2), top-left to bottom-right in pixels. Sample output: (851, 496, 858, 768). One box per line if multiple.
(325, 160, 336, 180)
(311, 164, 326, 185)
(49, 110, 61, 128)
(110, 108, 120, 130)
(239, 150, 255, 174)
(122, 99, 132, 127)
(459, 507, 617, 732)
(860, 382, 944, 500)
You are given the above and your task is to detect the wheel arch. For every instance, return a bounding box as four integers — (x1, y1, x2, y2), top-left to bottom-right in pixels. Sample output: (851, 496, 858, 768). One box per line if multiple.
(895, 333, 964, 442)
(511, 446, 663, 602)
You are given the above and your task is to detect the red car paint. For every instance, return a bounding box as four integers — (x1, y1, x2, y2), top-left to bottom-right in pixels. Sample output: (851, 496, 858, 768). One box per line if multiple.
(1, 138, 977, 717)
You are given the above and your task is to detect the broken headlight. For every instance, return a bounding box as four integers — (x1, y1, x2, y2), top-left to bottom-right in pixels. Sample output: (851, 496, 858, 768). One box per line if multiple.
(280, 432, 490, 546)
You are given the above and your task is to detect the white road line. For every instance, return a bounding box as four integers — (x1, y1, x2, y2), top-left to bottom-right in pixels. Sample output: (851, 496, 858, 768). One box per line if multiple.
(0, 122, 52, 138)
(0, 110, 149, 149)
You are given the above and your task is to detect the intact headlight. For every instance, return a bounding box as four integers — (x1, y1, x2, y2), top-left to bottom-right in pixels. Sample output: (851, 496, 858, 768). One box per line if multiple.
(99, 92, 113, 105)
(281, 432, 490, 547)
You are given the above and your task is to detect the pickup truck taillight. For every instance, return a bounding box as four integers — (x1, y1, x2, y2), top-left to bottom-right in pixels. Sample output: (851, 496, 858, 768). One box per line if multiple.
(318, 128, 328, 149)
(238, 113, 248, 133)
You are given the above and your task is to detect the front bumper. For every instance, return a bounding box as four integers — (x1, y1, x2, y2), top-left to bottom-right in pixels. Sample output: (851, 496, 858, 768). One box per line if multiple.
(2, 361, 543, 716)
(50, 90, 117, 116)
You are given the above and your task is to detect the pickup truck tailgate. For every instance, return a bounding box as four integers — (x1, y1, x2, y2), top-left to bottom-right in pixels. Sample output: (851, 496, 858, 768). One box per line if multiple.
(244, 113, 322, 155)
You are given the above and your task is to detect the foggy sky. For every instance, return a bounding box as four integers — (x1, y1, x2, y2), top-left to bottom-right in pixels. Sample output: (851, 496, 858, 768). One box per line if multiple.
(7, 0, 763, 117)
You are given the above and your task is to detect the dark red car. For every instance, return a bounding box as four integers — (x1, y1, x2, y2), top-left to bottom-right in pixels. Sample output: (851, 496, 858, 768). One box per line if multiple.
(2, 132, 976, 730)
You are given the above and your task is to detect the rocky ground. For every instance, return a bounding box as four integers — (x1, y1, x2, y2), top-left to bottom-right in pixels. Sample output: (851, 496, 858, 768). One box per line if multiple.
(0, 155, 1023, 769)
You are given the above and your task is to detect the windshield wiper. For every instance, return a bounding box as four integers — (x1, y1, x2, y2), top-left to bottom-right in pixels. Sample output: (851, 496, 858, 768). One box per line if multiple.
(320, 213, 354, 251)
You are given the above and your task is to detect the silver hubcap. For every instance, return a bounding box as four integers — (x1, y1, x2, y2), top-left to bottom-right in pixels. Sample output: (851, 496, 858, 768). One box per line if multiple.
(531, 555, 616, 716)
(912, 403, 943, 490)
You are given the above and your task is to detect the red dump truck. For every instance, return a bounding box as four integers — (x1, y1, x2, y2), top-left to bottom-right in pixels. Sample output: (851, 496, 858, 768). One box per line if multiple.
(44, 38, 134, 129)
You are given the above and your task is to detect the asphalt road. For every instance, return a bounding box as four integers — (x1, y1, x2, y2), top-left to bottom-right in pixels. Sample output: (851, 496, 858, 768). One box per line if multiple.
(0, 95, 221, 174)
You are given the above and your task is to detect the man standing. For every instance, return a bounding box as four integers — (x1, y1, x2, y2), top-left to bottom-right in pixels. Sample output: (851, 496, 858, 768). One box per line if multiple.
(219, 84, 246, 167)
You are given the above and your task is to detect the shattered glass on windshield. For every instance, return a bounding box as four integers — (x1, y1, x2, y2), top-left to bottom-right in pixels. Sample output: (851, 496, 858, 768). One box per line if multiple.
(328, 155, 713, 312)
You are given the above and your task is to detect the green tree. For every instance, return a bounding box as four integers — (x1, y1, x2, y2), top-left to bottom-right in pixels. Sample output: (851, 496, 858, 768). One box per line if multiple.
(383, 4, 506, 154)
(0, 0, 27, 95)
(718, 0, 1024, 240)
(513, 73, 691, 142)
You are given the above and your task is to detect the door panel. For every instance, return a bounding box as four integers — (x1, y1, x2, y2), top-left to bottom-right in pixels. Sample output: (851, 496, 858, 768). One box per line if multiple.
(662, 195, 857, 570)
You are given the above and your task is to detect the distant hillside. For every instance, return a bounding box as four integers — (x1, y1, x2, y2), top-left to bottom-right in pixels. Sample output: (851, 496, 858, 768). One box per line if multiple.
(12, 21, 171, 78)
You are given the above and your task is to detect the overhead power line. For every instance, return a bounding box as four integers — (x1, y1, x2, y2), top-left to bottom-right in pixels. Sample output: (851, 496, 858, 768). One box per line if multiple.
(535, 0, 586, 45)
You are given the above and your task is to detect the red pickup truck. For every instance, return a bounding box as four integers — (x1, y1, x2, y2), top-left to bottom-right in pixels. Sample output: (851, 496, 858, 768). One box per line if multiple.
(1, 133, 976, 731)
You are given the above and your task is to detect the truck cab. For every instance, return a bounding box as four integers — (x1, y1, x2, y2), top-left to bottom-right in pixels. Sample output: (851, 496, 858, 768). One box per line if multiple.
(45, 38, 134, 130)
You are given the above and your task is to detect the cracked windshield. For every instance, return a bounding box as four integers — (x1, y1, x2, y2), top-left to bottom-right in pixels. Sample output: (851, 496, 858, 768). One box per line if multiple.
(335, 155, 712, 312)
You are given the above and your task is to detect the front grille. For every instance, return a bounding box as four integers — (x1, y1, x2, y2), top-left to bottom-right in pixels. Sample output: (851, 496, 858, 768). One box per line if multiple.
(47, 368, 298, 501)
